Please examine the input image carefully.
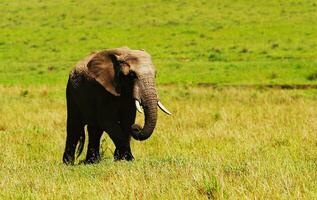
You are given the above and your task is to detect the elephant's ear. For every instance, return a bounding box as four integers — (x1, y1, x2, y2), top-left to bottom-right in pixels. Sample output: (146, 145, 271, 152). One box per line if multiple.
(87, 52, 121, 96)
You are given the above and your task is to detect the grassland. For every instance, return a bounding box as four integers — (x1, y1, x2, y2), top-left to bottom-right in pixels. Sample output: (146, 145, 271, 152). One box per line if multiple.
(1, 0, 317, 199)
(1, 86, 317, 199)
(1, 0, 317, 86)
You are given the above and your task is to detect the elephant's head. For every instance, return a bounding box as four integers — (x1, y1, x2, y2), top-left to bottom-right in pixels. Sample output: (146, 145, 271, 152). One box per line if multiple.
(85, 47, 171, 141)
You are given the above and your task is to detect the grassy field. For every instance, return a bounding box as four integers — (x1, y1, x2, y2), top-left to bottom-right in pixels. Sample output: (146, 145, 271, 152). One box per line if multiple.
(1, 86, 317, 199)
(1, 0, 317, 199)
(1, 0, 317, 86)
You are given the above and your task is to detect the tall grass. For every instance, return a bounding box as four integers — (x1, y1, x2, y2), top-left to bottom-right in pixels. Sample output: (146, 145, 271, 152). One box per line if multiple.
(0, 85, 316, 199)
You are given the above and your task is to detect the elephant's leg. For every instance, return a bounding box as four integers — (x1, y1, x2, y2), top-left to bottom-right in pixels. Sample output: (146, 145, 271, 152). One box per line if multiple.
(104, 122, 134, 161)
(63, 112, 85, 165)
(117, 108, 136, 161)
(85, 125, 103, 164)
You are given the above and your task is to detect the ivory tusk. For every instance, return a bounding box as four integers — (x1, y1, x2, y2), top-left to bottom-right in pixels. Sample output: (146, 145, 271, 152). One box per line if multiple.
(135, 100, 143, 113)
(157, 101, 172, 115)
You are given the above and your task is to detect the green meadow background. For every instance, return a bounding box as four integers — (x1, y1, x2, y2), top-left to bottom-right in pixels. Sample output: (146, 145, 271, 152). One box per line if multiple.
(0, 0, 317, 199)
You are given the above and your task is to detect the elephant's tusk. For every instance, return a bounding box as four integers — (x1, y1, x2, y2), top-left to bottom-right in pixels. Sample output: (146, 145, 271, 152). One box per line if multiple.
(157, 101, 172, 115)
(135, 100, 143, 114)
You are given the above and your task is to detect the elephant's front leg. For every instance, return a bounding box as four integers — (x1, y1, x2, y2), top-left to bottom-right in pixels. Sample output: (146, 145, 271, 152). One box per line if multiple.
(85, 125, 103, 164)
(103, 121, 134, 161)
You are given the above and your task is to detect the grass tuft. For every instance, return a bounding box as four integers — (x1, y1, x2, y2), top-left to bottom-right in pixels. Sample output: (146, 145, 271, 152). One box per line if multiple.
(307, 72, 317, 81)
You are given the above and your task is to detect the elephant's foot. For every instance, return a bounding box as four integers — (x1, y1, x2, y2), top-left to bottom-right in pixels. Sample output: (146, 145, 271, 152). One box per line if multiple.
(114, 148, 134, 161)
(63, 151, 75, 165)
(84, 148, 101, 164)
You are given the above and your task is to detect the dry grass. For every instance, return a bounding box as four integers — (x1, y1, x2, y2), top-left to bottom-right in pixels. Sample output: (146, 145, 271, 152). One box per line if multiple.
(0, 85, 317, 199)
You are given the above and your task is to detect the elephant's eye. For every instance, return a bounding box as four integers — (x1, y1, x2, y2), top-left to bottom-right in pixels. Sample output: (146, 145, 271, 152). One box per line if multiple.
(118, 60, 125, 65)
(129, 71, 137, 78)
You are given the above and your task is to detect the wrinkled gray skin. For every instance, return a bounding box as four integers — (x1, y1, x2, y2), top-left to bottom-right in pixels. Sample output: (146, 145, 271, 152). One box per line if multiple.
(63, 47, 170, 164)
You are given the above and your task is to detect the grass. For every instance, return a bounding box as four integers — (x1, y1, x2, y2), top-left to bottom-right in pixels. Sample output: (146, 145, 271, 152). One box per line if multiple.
(1, 0, 317, 199)
(1, 0, 317, 86)
(1, 85, 317, 199)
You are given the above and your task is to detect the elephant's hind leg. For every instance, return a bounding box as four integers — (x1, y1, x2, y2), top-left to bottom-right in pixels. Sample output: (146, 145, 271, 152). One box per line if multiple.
(63, 94, 85, 165)
(63, 117, 85, 164)
(85, 125, 103, 164)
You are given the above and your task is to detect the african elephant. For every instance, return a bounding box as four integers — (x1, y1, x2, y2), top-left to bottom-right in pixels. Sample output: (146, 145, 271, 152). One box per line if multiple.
(62, 47, 171, 164)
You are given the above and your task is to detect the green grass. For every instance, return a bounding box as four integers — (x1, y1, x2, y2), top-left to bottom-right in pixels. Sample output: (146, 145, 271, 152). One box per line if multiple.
(1, 0, 317, 199)
(1, 0, 317, 86)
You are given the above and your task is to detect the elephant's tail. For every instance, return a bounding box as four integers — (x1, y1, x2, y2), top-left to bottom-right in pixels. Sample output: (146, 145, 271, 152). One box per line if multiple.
(76, 135, 85, 159)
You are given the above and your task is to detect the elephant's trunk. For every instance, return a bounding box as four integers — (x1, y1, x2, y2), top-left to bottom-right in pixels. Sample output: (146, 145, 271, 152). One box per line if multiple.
(131, 76, 158, 141)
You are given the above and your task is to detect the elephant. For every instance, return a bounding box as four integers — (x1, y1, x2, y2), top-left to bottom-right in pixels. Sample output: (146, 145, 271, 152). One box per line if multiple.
(62, 47, 171, 164)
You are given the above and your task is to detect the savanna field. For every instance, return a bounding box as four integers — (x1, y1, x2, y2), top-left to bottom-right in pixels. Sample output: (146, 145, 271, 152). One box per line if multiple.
(1, 0, 317, 199)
